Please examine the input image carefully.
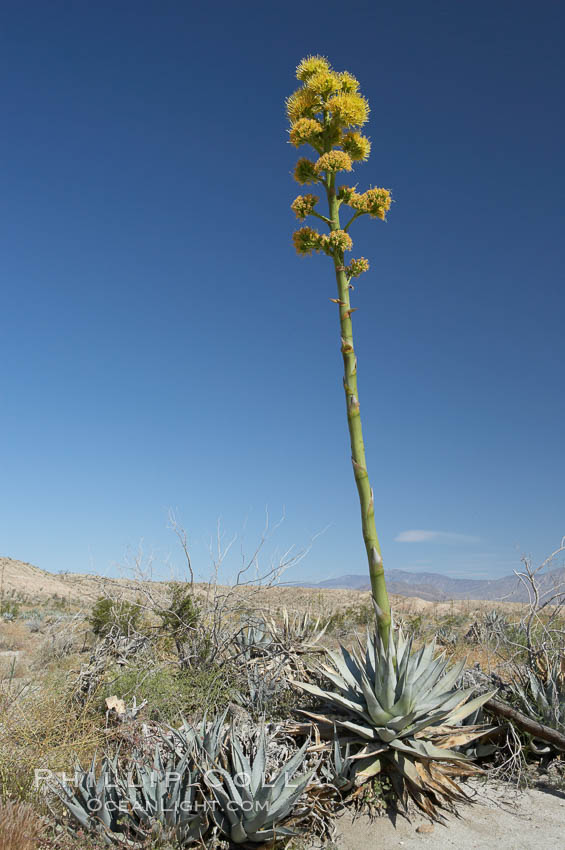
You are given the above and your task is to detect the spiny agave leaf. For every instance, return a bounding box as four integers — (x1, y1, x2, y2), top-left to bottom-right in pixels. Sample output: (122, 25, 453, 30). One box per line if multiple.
(385, 710, 418, 732)
(390, 736, 471, 762)
(357, 670, 388, 725)
(333, 717, 376, 740)
(297, 680, 370, 719)
(55, 792, 90, 830)
(442, 690, 497, 726)
(263, 772, 312, 825)
(250, 727, 267, 796)
(427, 657, 466, 698)
(245, 824, 298, 843)
(328, 646, 364, 692)
(382, 650, 397, 710)
(230, 735, 254, 805)
(433, 726, 497, 750)
(353, 755, 383, 784)
(255, 739, 310, 808)
(347, 742, 387, 761)
(417, 686, 472, 717)
(392, 667, 413, 711)
(388, 750, 427, 790)
(410, 655, 449, 701)
(230, 821, 248, 843)
(206, 774, 241, 828)
(317, 661, 356, 695)
(364, 630, 376, 680)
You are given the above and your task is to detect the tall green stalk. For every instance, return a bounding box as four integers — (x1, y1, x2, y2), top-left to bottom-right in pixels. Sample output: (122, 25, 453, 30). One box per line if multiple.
(286, 56, 392, 643)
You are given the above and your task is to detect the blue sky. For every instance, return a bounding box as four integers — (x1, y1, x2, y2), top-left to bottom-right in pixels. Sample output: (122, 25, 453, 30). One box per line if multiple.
(1, 0, 563, 584)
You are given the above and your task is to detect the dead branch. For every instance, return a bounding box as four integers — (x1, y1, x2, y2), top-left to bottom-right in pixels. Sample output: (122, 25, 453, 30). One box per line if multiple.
(484, 697, 565, 752)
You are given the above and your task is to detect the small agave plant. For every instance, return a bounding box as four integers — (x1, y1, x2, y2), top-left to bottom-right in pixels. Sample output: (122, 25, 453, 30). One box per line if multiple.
(53, 755, 128, 845)
(298, 624, 496, 816)
(234, 618, 274, 660)
(125, 743, 208, 846)
(53, 736, 212, 846)
(509, 660, 565, 752)
(268, 609, 328, 652)
(203, 726, 315, 845)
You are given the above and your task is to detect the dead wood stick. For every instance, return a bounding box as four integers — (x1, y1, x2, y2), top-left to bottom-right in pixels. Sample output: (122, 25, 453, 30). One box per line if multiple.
(484, 698, 565, 752)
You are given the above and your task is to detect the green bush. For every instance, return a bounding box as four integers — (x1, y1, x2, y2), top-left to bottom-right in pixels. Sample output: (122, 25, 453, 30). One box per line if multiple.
(0, 600, 20, 619)
(88, 596, 142, 638)
(324, 602, 374, 634)
(159, 583, 200, 636)
(101, 665, 236, 723)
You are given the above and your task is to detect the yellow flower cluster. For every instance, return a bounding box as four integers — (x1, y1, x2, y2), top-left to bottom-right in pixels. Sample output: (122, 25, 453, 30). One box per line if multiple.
(296, 55, 330, 82)
(307, 70, 342, 97)
(293, 226, 324, 255)
(290, 194, 319, 220)
(294, 157, 319, 185)
(341, 132, 371, 162)
(346, 257, 370, 277)
(327, 92, 369, 127)
(338, 71, 360, 93)
(315, 150, 352, 175)
(285, 87, 319, 123)
(322, 229, 353, 254)
(349, 187, 392, 219)
(289, 118, 324, 148)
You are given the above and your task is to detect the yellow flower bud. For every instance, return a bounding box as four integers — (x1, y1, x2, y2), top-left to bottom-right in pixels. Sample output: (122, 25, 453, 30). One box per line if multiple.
(338, 71, 360, 93)
(347, 257, 370, 277)
(328, 92, 370, 127)
(305, 70, 341, 97)
(350, 187, 392, 219)
(341, 132, 371, 162)
(285, 87, 320, 123)
(296, 55, 331, 82)
(293, 226, 324, 255)
(294, 157, 319, 185)
(321, 229, 353, 255)
(290, 194, 319, 220)
(289, 118, 324, 148)
(315, 150, 353, 175)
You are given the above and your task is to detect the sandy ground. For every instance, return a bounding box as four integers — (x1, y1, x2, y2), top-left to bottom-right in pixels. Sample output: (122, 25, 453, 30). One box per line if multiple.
(309, 781, 565, 849)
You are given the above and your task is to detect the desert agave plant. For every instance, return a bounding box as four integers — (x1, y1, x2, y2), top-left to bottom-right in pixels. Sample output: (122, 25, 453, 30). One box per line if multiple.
(124, 743, 208, 845)
(320, 732, 355, 793)
(233, 618, 274, 660)
(509, 661, 565, 749)
(53, 736, 211, 846)
(170, 709, 228, 761)
(203, 726, 315, 844)
(268, 609, 328, 651)
(435, 627, 457, 648)
(483, 609, 507, 639)
(53, 755, 128, 844)
(298, 625, 496, 816)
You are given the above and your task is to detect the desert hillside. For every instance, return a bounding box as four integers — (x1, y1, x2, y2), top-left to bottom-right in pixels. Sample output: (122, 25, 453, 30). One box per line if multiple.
(0, 555, 527, 618)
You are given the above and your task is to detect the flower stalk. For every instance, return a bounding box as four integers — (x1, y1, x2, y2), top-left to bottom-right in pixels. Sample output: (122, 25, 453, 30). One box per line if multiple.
(287, 56, 392, 643)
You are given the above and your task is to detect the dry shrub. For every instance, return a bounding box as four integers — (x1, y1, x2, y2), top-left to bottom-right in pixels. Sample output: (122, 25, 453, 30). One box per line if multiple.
(0, 669, 107, 802)
(0, 800, 44, 850)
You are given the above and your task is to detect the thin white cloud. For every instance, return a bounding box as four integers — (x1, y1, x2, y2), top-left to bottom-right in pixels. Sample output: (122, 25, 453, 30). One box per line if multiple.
(394, 530, 480, 544)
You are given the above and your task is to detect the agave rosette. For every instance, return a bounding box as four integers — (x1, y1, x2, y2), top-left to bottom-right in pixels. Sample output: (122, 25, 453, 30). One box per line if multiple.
(298, 626, 496, 814)
(203, 726, 315, 844)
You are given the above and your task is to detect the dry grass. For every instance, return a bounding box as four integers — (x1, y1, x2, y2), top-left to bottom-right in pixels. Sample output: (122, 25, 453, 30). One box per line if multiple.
(0, 800, 45, 850)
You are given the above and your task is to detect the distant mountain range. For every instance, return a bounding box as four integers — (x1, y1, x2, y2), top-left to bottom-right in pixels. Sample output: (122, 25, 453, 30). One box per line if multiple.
(293, 567, 565, 603)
